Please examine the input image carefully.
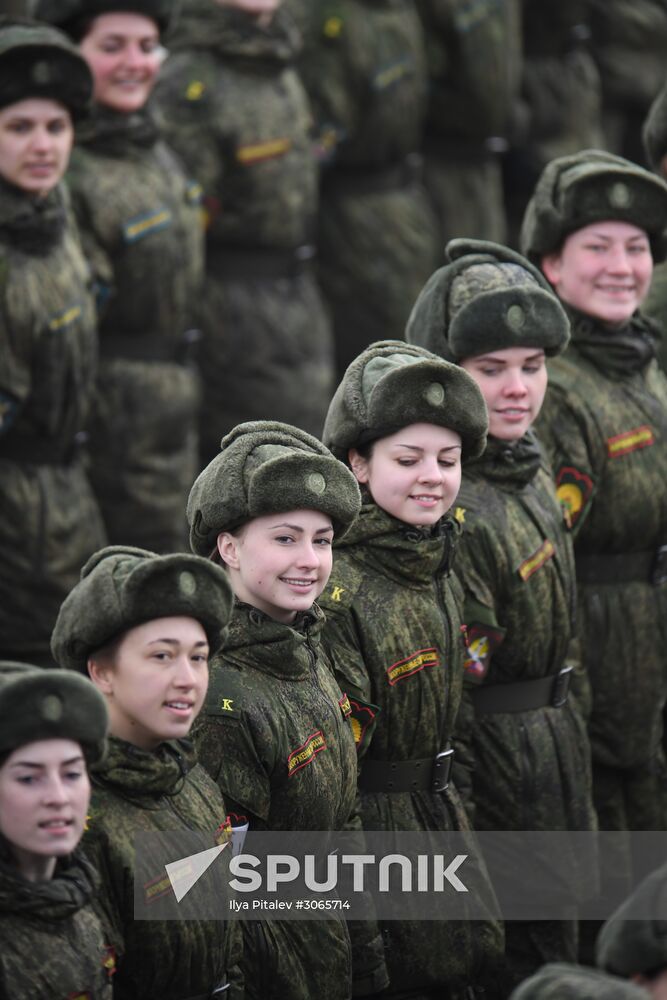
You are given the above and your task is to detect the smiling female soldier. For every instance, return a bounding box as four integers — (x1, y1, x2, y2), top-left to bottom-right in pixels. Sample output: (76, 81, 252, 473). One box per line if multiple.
(50, 545, 242, 1000)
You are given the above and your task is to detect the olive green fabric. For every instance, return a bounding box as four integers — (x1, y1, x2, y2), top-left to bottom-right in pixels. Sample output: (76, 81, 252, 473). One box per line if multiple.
(596, 862, 667, 977)
(453, 433, 596, 989)
(83, 736, 242, 1000)
(34, 0, 172, 34)
(319, 504, 503, 997)
(0, 847, 115, 999)
(520, 149, 667, 264)
(510, 963, 647, 1000)
(643, 80, 667, 172)
(194, 603, 382, 998)
(322, 339, 488, 462)
(534, 306, 667, 838)
(642, 260, 667, 372)
(0, 177, 106, 667)
(415, 0, 522, 245)
(51, 545, 233, 673)
(589, 0, 667, 160)
(0, 15, 92, 116)
(63, 105, 204, 553)
(151, 2, 334, 458)
(290, 0, 440, 376)
(406, 239, 570, 362)
(187, 421, 361, 555)
(0, 661, 108, 764)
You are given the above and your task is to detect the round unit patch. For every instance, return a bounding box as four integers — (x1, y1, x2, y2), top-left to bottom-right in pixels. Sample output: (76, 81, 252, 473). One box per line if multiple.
(41, 693, 63, 722)
(424, 382, 445, 406)
(179, 570, 197, 596)
(306, 472, 326, 495)
(506, 304, 525, 331)
(607, 182, 632, 209)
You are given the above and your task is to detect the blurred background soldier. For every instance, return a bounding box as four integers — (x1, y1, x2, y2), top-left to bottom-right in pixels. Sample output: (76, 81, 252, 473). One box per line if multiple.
(34, 0, 204, 553)
(0, 16, 106, 666)
(292, 0, 441, 377)
(415, 0, 522, 246)
(640, 80, 667, 373)
(152, 0, 335, 462)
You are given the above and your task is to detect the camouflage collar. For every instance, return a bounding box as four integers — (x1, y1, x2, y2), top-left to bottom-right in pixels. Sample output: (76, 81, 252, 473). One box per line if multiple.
(0, 175, 65, 255)
(566, 305, 658, 379)
(75, 104, 159, 154)
(221, 601, 324, 680)
(0, 846, 96, 918)
(464, 431, 542, 489)
(165, 2, 300, 64)
(92, 736, 194, 800)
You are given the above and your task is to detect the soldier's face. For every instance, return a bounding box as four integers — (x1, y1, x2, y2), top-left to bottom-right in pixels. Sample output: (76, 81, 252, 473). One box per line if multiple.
(80, 13, 161, 114)
(541, 220, 653, 327)
(349, 423, 462, 527)
(87, 617, 209, 750)
(0, 98, 73, 198)
(217, 509, 334, 623)
(0, 739, 90, 879)
(461, 347, 547, 441)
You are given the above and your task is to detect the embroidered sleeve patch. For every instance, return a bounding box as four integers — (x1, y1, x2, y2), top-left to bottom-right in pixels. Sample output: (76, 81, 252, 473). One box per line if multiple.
(556, 466, 594, 530)
(386, 647, 438, 686)
(338, 692, 352, 718)
(606, 424, 654, 459)
(347, 697, 379, 755)
(372, 57, 413, 91)
(186, 180, 203, 205)
(102, 946, 117, 979)
(236, 138, 291, 165)
(48, 304, 82, 332)
(518, 539, 555, 581)
(123, 207, 173, 243)
(287, 731, 327, 777)
(463, 624, 504, 682)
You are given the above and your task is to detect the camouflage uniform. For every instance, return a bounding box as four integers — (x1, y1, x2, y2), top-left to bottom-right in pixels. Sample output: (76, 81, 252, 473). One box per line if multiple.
(455, 432, 597, 990)
(0, 179, 105, 666)
(319, 503, 503, 999)
(292, 0, 440, 376)
(151, 2, 334, 459)
(65, 107, 204, 552)
(0, 848, 114, 999)
(83, 736, 242, 1000)
(194, 602, 371, 1000)
(503, 0, 603, 245)
(640, 81, 667, 374)
(415, 0, 522, 245)
(534, 305, 667, 839)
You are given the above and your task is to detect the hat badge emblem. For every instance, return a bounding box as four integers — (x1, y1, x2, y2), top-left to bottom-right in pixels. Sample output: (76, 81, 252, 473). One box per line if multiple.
(31, 61, 52, 86)
(179, 571, 197, 596)
(424, 382, 445, 406)
(41, 693, 63, 722)
(506, 304, 525, 331)
(306, 472, 326, 495)
(608, 182, 632, 209)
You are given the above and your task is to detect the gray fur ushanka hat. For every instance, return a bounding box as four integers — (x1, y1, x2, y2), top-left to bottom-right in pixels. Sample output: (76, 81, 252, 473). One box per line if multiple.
(187, 421, 362, 556)
(0, 660, 108, 766)
(405, 239, 570, 362)
(510, 963, 647, 999)
(596, 862, 667, 978)
(0, 16, 93, 118)
(520, 148, 667, 264)
(322, 339, 488, 462)
(51, 546, 234, 673)
(33, 0, 172, 37)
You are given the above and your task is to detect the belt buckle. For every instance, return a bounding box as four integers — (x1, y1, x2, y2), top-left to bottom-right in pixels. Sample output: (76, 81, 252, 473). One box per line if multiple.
(652, 544, 667, 586)
(551, 665, 572, 708)
(432, 748, 454, 793)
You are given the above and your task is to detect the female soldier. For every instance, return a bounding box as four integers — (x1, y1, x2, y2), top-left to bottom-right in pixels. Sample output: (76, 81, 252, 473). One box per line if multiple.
(34, 0, 204, 552)
(186, 420, 388, 999)
(519, 151, 667, 873)
(319, 342, 503, 1000)
(406, 239, 597, 990)
(0, 17, 105, 666)
(0, 660, 113, 998)
(50, 545, 241, 1000)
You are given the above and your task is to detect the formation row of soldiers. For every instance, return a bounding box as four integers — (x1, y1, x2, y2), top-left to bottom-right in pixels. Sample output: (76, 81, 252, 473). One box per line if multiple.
(1, 2, 667, 1000)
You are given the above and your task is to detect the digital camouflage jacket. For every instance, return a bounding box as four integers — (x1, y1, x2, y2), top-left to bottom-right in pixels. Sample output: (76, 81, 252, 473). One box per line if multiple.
(291, 0, 440, 374)
(319, 502, 503, 998)
(151, 3, 334, 455)
(454, 433, 596, 875)
(0, 177, 105, 665)
(0, 847, 114, 999)
(535, 309, 667, 778)
(83, 736, 242, 1000)
(66, 106, 204, 552)
(194, 602, 386, 999)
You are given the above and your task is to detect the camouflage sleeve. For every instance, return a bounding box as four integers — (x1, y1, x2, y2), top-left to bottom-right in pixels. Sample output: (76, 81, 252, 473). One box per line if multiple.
(64, 179, 115, 318)
(80, 816, 128, 962)
(0, 256, 30, 436)
(534, 382, 600, 538)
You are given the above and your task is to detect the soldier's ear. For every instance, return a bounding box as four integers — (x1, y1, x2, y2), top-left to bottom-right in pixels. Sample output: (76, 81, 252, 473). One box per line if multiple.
(348, 448, 369, 484)
(88, 656, 114, 695)
(217, 531, 240, 571)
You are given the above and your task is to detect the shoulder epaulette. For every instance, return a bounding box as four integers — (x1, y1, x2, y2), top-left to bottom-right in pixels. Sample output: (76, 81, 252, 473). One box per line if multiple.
(318, 554, 364, 611)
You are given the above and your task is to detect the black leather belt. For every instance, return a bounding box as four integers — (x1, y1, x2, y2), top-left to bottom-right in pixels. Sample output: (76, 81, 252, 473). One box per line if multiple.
(576, 547, 667, 587)
(0, 429, 88, 465)
(206, 243, 315, 280)
(99, 328, 201, 364)
(471, 666, 572, 715)
(359, 748, 454, 793)
(322, 154, 423, 195)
